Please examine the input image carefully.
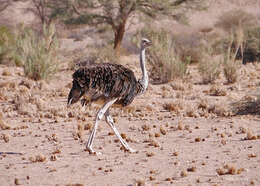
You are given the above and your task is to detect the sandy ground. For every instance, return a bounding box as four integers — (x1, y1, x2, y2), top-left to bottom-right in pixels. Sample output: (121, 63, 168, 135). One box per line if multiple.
(0, 60, 260, 186)
(1, 0, 260, 186)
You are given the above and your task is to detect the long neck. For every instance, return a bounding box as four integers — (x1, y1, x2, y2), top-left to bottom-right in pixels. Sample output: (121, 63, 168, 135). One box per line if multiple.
(139, 48, 148, 93)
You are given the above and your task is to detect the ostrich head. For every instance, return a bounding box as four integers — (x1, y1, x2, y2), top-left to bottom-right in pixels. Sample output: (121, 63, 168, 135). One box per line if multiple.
(67, 80, 84, 107)
(141, 38, 152, 50)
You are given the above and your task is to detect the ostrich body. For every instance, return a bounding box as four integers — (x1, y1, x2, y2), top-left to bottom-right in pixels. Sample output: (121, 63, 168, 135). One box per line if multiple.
(68, 38, 151, 154)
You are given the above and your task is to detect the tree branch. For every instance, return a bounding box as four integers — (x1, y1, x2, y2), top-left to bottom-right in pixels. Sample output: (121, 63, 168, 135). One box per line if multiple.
(0, 0, 10, 12)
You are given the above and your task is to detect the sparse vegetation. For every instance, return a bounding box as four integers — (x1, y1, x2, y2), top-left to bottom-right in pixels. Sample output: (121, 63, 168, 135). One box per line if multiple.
(222, 36, 241, 84)
(198, 54, 221, 84)
(49, 0, 206, 53)
(1, 1, 260, 186)
(216, 9, 257, 65)
(209, 85, 227, 96)
(174, 31, 205, 64)
(135, 28, 189, 83)
(215, 9, 256, 34)
(0, 26, 21, 66)
(88, 44, 120, 64)
(29, 154, 46, 163)
(242, 26, 260, 63)
(216, 164, 245, 176)
(15, 23, 59, 80)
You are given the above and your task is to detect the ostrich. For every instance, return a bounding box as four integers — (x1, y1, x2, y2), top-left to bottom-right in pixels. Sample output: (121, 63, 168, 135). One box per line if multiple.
(67, 38, 152, 154)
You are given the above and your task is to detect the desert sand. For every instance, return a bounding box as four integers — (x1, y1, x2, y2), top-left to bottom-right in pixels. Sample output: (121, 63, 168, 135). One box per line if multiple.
(0, 0, 260, 186)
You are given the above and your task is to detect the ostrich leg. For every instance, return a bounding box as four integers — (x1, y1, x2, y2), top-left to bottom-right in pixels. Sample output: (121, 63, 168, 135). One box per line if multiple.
(105, 110, 136, 153)
(86, 98, 117, 154)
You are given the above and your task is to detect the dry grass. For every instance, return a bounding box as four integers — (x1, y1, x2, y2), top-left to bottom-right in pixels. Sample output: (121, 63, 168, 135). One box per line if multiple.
(198, 48, 221, 84)
(88, 44, 121, 64)
(215, 9, 256, 34)
(29, 154, 46, 163)
(173, 31, 204, 64)
(198, 59, 221, 84)
(15, 23, 59, 80)
(209, 85, 227, 96)
(0, 113, 11, 130)
(208, 103, 230, 117)
(163, 102, 182, 114)
(240, 26, 260, 64)
(223, 60, 240, 84)
(0, 25, 21, 66)
(134, 28, 189, 84)
(222, 35, 241, 84)
(215, 9, 258, 83)
(216, 164, 245, 176)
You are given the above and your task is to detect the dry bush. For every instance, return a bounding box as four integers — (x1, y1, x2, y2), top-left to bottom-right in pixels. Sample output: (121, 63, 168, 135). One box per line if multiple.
(163, 101, 183, 114)
(198, 48, 221, 84)
(208, 103, 230, 117)
(242, 26, 260, 64)
(209, 85, 227, 96)
(216, 164, 245, 176)
(134, 28, 189, 84)
(0, 26, 22, 66)
(215, 9, 257, 65)
(0, 113, 11, 130)
(223, 59, 240, 84)
(29, 154, 46, 163)
(215, 9, 256, 34)
(170, 81, 185, 91)
(197, 98, 209, 110)
(72, 43, 125, 69)
(15, 23, 59, 80)
(173, 31, 205, 64)
(89, 44, 121, 64)
(223, 36, 241, 84)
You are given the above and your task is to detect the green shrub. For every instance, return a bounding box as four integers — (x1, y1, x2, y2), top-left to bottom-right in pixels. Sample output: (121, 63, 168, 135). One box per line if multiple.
(16, 23, 59, 80)
(133, 28, 189, 84)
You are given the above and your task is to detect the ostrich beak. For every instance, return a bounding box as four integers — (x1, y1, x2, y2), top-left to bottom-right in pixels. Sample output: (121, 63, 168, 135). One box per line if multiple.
(67, 98, 73, 108)
(146, 41, 152, 47)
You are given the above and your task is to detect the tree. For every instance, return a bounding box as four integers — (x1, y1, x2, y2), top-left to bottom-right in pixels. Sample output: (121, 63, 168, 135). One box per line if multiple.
(31, 0, 52, 25)
(0, 0, 11, 12)
(50, 0, 206, 53)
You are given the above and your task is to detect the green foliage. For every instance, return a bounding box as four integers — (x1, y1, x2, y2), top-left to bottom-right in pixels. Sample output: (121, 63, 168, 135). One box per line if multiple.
(16, 23, 59, 80)
(134, 28, 189, 83)
(48, 0, 206, 51)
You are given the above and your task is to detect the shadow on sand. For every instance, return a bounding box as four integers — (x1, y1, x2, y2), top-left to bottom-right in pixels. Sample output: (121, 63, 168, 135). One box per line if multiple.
(232, 97, 260, 116)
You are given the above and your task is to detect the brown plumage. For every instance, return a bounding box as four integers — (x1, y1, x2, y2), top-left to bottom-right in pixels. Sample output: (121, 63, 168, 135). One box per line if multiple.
(68, 63, 143, 108)
(67, 38, 151, 154)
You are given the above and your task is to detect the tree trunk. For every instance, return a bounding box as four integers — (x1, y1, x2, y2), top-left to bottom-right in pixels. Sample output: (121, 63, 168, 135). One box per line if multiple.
(113, 21, 126, 55)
